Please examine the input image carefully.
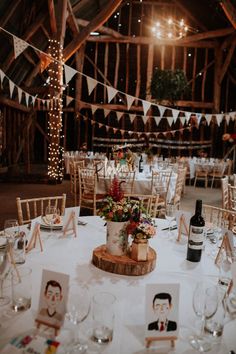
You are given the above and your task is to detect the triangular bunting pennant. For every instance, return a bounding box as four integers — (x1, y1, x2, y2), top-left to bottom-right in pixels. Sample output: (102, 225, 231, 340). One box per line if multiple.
(185, 112, 192, 123)
(179, 116, 186, 126)
(66, 96, 74, 106)
(0, 69, 5, 84)
(13, 36, 29, 58)
(215, 114, 223, 126)
(86, 76, 98, 95)
(172, 109, 179, 123)
(142, 100, 151, 116)
(9, 80, 14, 98)
(31, 96, 36, 107)
(106, 126, 109, 132)
(64, 64, 77, 85)
(113, 128, 118, 134)
(107, 86, 118, 103)
(104, 109, 110, 118)
(142, 115, 149, 124)
(205, 114, 212, 125)
(126, 94, 135, 110)
(25, 92, 29, 106)
(40, 53, 53, 73)
(166, 116, 174, 126)
(17, 87, 22, 103)
(91, 105, 98, 115)
(46, 100, 50, 109)
(98, 123, 103, 128)
(196, 113, 202, 126)
(116, 111, 123, 121)
(154, 116, 161, 126)
(225, 114, 230, 125)
(157, 105, 166, 117)
(129, 114, 136, 123)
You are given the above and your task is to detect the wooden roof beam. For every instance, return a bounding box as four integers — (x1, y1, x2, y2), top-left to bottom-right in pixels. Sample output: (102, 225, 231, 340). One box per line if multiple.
(63, 0, 122, 61)
(219, 37, 236, 83)
(220, 0, 236, 29)
(55, 0, 67, 44)
(48, 0, 57, 35)
(76, 18, 124, 39)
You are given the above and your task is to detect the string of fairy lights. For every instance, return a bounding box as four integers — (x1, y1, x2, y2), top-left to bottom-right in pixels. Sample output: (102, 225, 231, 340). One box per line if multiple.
(47, 39, 64, 181)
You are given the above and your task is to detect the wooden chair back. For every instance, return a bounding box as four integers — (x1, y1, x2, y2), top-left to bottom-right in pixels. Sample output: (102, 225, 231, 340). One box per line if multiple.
(221, 176, 229, 209)
(202, 204, 236, 231)
(171, 167, 187, 208)
(16, 194, 66, 225)
(117, 170, 135, 194)
(151, 170, 172, 196)
(228, 184, 236, 212)
(124, 194, 159, 218)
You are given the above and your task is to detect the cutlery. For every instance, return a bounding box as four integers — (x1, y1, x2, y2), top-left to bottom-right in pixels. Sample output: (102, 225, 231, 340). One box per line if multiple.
(162, 225, 177, 231)
(78, 220, 87, 226)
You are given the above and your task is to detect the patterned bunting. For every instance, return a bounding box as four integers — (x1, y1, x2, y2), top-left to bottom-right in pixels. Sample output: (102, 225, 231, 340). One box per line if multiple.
(40, 52, 53, 73)
(64, 64, 77, 85)
(13, 36, 29, 58)
(126, 94, 135, 110)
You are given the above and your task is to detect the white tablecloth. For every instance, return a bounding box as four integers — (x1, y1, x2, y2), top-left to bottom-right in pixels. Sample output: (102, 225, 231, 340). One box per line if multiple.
(0, 213, 235, 353)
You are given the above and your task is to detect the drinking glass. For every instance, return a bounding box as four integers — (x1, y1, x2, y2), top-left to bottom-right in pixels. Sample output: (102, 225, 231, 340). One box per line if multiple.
(65, 286, 91, 353)
(0, 247, 11, 306)
(45, 206, 58, 236)
(190, 283, 218, 352)
(4, 219, 19, 243)
(165, 203, 176, 238)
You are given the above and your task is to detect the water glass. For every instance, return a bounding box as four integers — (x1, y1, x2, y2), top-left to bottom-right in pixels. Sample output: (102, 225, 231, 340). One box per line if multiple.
(11, 266, 32, 312)
(91, 291, 116, 344)
(205, 287, 225, 338)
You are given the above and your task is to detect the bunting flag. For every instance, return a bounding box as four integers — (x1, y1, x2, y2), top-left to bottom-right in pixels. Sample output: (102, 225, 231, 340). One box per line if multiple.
(157, 105, 166, 118)
(196, 113, 202, 126)
(172, 109, 179, 123)
(179, 116, 186, 126)
(17, 87, 22, 103)
(153, 116, 161, 126)
(106, 126, 109, 132)
(116, 111, 123, 121)
(126, 94, 135, 110)
(166, 116, 174, 127)
(215, 114, 223, 126)
(205, 114, 212, 125)
(9, 80, 14, 98)
(25, 92, 29, 106)
(31, 96, 36, 107)
(66, 96, 74, 106)
(13, 36, 29, 58)
(0, 69, 5, 83)
(86, 76, 97, 95)
(142, 115, 149, 124)
(98, 123, 103, 128)
(91, 105, 98, 115)
(107, 86, 118, 103)
(225, 114, 230, 125)
(40, 52, 53, 73)
(129, 114, 136, 123)
(185, 112, 192, 123)
(104, 109, 110, 118)
(64, 64, 77, 85)
(142, 100, 151, 116)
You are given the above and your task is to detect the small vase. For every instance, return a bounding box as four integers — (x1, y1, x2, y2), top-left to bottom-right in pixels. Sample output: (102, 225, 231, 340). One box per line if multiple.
(130, 239, 149, 261)
(106, 221, 128, 256)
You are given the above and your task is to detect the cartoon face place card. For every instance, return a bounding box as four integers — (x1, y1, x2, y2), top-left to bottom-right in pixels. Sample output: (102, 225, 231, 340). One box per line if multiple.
(145, 283, 180, 348)
(35, 269, 69, 333)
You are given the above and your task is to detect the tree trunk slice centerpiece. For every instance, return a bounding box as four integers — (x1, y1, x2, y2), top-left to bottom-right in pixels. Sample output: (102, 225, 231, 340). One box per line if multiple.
(92, 244, 157, 276)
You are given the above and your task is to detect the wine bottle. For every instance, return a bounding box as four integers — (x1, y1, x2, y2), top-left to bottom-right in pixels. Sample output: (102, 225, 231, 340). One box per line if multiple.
(186, 199, 205, 262)
(139, 154, 144, 173)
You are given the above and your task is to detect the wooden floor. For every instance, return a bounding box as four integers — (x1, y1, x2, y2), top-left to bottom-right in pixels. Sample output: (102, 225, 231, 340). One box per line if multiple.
(0, 179, 222, 229)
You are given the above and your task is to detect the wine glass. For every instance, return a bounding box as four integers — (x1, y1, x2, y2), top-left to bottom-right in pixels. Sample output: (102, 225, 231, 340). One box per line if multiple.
(45, 206, 58, 236)
(4, 219, 19, 243)
(65, 286, 91, 353)
(0, 247, 11, 306)
(190, 282, 218, 352)
(164, 203, 176, 238)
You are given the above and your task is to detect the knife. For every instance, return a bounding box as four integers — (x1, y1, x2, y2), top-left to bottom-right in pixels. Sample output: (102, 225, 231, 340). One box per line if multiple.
(162, 225, 178, 231)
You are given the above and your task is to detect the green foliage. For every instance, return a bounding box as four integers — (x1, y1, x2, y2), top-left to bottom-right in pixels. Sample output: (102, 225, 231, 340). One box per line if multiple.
(150, 68, 190, 102)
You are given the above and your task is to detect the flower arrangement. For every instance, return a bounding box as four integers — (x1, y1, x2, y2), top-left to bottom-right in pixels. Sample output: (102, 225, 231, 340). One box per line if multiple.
(98, 176, 140, 222)
(127, 216, 156, 240)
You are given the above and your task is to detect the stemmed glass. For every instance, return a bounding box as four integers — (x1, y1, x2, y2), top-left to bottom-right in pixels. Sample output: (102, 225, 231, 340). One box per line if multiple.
(45, 206, 58, 236)
(65, 286, 91, 353)
(190, 282, 218, 352)
(165, 203, 176, 238)
(4, 219, 19, 243)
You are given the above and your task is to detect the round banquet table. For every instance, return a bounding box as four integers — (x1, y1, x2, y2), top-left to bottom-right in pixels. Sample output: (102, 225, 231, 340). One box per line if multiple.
(0, 211, 235, 354)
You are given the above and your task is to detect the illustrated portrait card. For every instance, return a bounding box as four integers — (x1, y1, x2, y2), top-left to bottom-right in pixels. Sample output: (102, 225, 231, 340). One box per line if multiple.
(145, 283, 180, 339)
(36, 269, 69, 330)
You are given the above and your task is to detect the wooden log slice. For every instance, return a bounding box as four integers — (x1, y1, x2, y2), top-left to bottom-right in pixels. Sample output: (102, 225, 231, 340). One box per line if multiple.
(92, 244, 157, 276)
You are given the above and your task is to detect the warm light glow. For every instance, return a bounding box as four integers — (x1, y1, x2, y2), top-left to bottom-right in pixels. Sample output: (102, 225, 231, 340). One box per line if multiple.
(151, 17, 194, 40)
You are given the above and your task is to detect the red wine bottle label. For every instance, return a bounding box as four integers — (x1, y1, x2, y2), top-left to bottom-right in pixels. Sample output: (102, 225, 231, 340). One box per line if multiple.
(188, 225, 204, 250)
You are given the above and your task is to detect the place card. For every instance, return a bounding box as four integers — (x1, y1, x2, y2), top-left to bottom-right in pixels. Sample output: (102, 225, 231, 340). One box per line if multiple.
(26, 222, 43, 253)
(145, 283, 179, 348)
(175, 210, 191, 242)
(63, 210, 77, 237)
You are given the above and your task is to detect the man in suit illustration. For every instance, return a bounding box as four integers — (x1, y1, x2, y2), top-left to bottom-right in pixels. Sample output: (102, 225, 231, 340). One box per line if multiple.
(148, 292, 177, 332)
